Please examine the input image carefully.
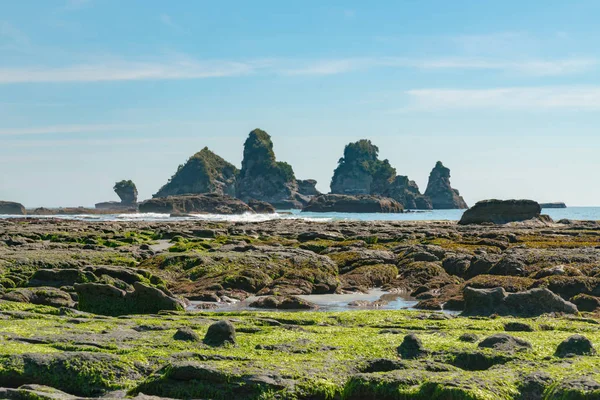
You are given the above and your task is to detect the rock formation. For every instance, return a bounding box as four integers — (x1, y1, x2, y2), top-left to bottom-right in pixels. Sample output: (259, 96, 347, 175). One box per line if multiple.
(297, 179, 321, 197)
(302, 194, 403, 213)
(462, 287, 577, 317)
(459, 199, 543, 225)
(330, 140, 431, 209)
(138, 194, 253, 215)
(154, 147, 238, 198)
(424, 161, 468, 209)
(95, 180, 138, 210)
(236, 129, 306, 209)
(114, 180, 138, 205)
(0, 201, 25, 215)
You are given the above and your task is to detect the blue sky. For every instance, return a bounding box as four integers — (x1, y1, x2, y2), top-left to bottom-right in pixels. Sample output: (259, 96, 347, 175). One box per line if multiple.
(1, 0, 600, 207)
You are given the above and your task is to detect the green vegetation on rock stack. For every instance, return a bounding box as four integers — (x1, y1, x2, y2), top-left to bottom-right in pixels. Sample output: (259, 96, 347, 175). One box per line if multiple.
(154, 147, 239, 198)
(331, 140, 431, 209)
(236, 129, 301, 208)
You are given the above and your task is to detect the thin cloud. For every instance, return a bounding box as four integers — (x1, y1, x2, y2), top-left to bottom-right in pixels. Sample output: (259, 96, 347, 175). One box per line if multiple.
(0, 123, 144, 136)
(404, 86, 600, 111)
(281, 57, 597, 76)
(0, 21, 30, 51)
(0, 56, 596, 84)
(0, 60, 257, 84)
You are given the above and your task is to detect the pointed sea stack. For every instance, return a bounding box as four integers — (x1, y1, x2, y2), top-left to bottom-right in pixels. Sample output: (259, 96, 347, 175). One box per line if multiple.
(424, 161, 468, 209)
(236, 129, 305, 209)
(154, 147, 239, 198)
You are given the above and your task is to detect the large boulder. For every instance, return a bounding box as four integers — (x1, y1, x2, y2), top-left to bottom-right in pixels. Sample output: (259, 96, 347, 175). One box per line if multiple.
(462, 286, 577, 317)
(154, 147, 239, 198)
(424, 161, 468, 209)
(330, 139, 431, 209)
(302, 194, 403, 213)
(74, 281, 184, 316)
(0, 201, 25, 215)
(236, 129, 304, 208)
(459, 199, 542, 225)
(138, 193, 253, 214)
(297, 179, 321, 197)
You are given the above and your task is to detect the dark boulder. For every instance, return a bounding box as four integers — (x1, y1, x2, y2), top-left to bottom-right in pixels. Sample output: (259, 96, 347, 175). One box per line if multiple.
(247, 199, 276, 214)
(555, 335, 596, 358)
(462, 287, 577, 317)
(459, 199, 544, 225)
(397, 334, 428, 359)
(139, 193, 253, 215)
(154, 147, 239, 198)
(74, 282, 184, 316)
(478, 334, 532, 353)
(570, 294, 600, 312)
(302, 194, 403, 213)
(423, 161, 468, 209)
(203, 320, 236, 347)
(504, 322, 534, 332)
(174, 327, 200, 342)
(0, 201, 25, 215)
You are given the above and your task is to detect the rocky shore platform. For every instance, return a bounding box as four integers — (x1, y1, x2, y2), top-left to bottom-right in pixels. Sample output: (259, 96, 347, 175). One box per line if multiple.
(1, 217, 600, 399)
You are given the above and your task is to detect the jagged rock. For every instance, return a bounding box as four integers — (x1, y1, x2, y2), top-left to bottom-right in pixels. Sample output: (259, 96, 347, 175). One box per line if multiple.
(424, 161, 467, 209)
(139, 194, 253, 214)
(297, 179, 321, 197)
(203, 320, 236, 347)
(247, 199, 276, 214)
(459, 199, 543, 225)
(555, 335, 596, 358)
(462, 287, 577, 317)
(236, 129, 304, 208)
(154, 147, 238, 198)
(0, 201, 25, 215)
(383, 176, 432, 210)
(302, 194, 403, 213)
(114, 180, 138, 205)
(330, 139, 431, 209)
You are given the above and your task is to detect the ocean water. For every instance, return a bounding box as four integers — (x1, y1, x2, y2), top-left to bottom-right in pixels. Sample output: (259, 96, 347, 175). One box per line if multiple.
(1, 207, 599, 222)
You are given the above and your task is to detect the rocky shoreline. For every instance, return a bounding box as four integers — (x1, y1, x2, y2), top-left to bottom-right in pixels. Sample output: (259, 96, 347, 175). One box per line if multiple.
(0, 217, 599, 398)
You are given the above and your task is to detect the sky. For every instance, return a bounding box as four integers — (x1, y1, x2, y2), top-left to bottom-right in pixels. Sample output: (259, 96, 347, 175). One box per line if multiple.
(1, 0, 600, 207)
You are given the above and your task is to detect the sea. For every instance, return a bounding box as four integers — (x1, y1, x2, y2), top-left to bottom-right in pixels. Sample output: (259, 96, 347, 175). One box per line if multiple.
(1, 207, 600, 223)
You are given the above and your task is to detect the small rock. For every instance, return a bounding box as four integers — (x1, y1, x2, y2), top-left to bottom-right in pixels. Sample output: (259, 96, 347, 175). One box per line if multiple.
(555, 335, 596, 358)
(504, 322, 534, 332)
(173, 327, 200, 342)
(397, 334, 428, 359)
(478, 334, 532, 353)
(458, 333, 479, 343)
(203, 320, 236, 347)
